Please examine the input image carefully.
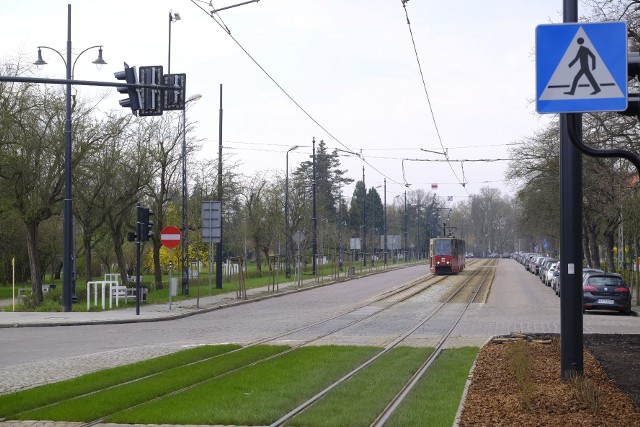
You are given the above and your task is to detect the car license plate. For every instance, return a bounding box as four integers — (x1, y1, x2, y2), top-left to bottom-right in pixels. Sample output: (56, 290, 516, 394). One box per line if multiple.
(597, 299, 614, 305)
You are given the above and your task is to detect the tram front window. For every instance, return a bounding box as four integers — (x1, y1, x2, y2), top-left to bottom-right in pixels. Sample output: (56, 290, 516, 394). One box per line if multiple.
(434, 239, 452, 256)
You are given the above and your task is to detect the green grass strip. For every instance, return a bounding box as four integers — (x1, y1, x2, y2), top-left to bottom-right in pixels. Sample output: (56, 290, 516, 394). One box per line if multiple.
(0, 344, 239, 418)
(16, 345, 287, 422)
(108, 345, 380, 426)
(384, 347, 479, 427)
(287, 346, 434, 427)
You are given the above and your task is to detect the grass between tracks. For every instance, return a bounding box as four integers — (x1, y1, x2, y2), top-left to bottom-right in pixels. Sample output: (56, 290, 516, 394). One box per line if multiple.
(0, 344, 240, 418)
(13, 344, 287, 421)
(383, 347, 479, 427)
(107, 345, 380, 426)
(287, 346, 435, 427)
(2, 345, 479, 426)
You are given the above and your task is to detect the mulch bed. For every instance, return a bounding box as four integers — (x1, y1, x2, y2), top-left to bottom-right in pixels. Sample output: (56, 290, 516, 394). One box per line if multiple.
(458, 334, 640, 426)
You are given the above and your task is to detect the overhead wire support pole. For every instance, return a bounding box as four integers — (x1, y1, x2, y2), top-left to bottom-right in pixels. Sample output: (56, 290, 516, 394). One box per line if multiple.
(216, 84, 223, 289)
(312, 138, 317, 276)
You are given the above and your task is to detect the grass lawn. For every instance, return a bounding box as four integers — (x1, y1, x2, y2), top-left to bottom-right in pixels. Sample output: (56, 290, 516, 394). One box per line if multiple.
(14, 345, 287, 422)
(107, 345, 380, 426)
(0, 344, 240, 418)
(383, 347, 479, 427)
(2, 345, 479, 426)
(288, 346, 435, 427)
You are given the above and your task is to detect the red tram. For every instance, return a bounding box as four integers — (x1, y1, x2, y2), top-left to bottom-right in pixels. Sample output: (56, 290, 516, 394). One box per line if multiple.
(429, 237, 466, 274)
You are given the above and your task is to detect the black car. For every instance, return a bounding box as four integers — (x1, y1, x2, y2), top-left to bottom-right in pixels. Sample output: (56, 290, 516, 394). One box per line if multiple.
(583, 273, 632, 314)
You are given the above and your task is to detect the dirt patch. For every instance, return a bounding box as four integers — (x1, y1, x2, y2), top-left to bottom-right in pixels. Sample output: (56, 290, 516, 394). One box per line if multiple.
(458, 334, 640, 426)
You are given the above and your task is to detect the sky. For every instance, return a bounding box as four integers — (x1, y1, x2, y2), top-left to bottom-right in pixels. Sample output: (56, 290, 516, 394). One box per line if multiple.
(0, 0, 565, 205)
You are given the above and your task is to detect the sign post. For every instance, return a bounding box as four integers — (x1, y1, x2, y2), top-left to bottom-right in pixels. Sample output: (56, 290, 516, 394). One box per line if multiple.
(536, 15, 628, 380)
(160, 226, 181, 309)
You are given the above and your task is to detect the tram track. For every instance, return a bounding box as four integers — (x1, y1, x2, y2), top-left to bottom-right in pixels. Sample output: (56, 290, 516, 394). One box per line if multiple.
(270, 258, 495, 426)
(5, 270, 443, 424)
(4, 261, 496, 426)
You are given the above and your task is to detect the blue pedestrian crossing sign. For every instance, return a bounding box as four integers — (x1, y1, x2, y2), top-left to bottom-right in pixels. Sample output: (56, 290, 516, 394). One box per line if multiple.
(536, 22, 627, 113)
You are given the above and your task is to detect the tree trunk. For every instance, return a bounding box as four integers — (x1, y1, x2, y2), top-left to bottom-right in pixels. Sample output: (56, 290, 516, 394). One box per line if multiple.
(584, 221, 600, 269)
(83, 232, 93, 282)
(112, 228, 130, 287)
(583, 222, 592, 268)
(605, 232, 615, 273)
(25, 221, 44, 303)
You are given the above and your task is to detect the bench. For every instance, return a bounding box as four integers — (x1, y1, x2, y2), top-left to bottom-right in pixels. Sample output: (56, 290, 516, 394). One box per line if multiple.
(125, 286, 148, 303)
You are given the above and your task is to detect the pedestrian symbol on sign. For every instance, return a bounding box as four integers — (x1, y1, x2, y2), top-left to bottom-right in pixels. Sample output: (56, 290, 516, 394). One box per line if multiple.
(564, 37, 600, 96)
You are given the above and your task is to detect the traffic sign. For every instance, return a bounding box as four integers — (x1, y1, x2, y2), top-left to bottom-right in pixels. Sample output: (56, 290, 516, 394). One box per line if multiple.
(160, 226, 181, 249)
(536, 22, 627, 113)
(202, 201, 221, 243)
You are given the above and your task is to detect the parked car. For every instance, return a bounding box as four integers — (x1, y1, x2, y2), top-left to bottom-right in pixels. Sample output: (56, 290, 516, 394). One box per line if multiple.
(554, 267, 605, 297)
(530, 256, 546, 275)
(551, 269, 561, 295)
(544, 262, 558, 287)
(583, 273, 632, 314)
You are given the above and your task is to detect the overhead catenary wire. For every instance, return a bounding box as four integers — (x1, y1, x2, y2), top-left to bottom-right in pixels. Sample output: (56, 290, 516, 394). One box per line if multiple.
(400, 1, 469, 194)
(190, 0, 404, 186)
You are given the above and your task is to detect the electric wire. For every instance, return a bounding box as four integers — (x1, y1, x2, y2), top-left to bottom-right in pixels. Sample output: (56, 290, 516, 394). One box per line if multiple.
(190, 0, 405, 186)
(400, 0, 468, 193)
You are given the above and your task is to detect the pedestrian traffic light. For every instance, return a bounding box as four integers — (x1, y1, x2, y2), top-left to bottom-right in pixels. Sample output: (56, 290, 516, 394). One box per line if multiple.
(138, 207, 154, 242)
(139, 66, 164, 116)
(114, 62, 140, 114)
(163, 73, 186, 110)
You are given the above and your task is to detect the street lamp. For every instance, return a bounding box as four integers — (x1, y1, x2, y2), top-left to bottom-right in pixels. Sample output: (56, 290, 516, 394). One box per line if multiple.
(285, 145, 300, 278)
(34, 4, 106, 311)
(168, 10, 181, 74)
(181, 93, 202, 296)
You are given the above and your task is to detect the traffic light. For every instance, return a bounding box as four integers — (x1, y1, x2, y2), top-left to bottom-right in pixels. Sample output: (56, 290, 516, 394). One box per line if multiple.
(114, 62, 140, 114)
(139, 66, 164, 116)
(163, 73, 186, 110)
(138, 207, 154, 242)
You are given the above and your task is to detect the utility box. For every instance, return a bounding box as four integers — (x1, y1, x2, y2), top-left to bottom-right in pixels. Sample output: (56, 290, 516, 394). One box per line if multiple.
(170, 278, 178, 297)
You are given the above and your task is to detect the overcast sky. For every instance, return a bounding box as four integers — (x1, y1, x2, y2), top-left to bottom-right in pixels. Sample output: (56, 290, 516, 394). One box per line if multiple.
(1, 0, 563, 204)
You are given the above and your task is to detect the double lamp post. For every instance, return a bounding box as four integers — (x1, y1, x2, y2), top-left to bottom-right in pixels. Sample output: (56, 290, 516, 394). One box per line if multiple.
(34, 4, 106, 311)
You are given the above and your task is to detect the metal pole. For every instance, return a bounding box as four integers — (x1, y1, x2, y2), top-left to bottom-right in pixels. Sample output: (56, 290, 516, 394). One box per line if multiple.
(136, 204, 141, 315)
(62, 4, 73, 311)
(169, 249, 173, 309)
(362, 167, 366, 267)
(560, 0, 584, 379)
(384, 178, 387, 267)
(312, 138, 317, 275)
(181, 97, 189, 295)
(285, 147, 296, 279)
(216, 84, 223, 289)
(404, 191, 408, 262)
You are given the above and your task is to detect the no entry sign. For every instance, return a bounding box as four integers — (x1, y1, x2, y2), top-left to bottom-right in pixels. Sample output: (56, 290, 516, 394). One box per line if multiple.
(160, 226, 181, 249)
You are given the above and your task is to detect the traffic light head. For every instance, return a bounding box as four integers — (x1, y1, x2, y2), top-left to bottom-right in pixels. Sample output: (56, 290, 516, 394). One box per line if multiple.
(163, 73, 186, 110)
(114, 62, 140, 114)
(139, 207, 155, 242)
(138, 66, 164, 116)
